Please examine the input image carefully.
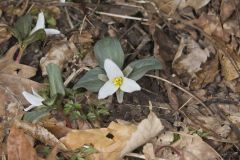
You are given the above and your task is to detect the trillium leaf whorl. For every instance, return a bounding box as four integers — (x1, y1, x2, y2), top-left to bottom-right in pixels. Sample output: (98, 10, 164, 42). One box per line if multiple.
(94, 37, 124, 68)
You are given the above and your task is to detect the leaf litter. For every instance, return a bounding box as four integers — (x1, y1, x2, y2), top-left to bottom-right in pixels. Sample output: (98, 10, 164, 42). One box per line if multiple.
(0, 0, 240, 159)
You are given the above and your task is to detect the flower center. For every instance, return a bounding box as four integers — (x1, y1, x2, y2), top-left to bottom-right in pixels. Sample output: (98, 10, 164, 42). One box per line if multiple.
(112, 77, 123, 87)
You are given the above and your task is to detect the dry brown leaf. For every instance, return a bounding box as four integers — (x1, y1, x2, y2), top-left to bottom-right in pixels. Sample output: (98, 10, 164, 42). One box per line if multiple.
(173, 37, 210, 75)
(218, 50, 240, 81)
(220, 0, 237, 22)
(194, 13, 230, 41)
(0, 25, 11, 44)
(14, 120, 67, 150)
(172, 133, 223, 160)
(40, 40, 76, 75)
(217, 104, 240, 128)
(0, 73, 43, 152)
(223, 19, 240, 38)
(191, 56, 219, 89)
(69, 31, 93, 44)
(143, 143, 164, 160)
(195, 116, 231, 138)
(0, 73, 43, 105)
(156, 132, 223, 160)
(7, 126, 37, 160)
(46, 147, 59, 160)
(42, 121, 71, 139)
(149, 0, 210, 14)
(61, 112, 163, 160)
(0, 45, 37, 78)
(121, 112, 164, 157)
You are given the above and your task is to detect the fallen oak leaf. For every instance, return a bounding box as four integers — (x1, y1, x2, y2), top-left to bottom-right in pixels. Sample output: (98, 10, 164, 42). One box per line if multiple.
(60, 111, 163, 160)
(0, 44, 37, 78)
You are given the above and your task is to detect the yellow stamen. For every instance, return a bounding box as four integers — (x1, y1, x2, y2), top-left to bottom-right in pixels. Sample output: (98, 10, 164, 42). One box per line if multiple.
(112, 77, 123, 87)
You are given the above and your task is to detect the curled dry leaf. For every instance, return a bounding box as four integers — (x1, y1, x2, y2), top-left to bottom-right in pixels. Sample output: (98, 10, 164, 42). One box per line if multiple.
(0, 25, 11, 44)
(156, 132, 223, 160)
(14, 120, 67, 150)
(173, 36, 210, 75)
(40, 40, 76, 75)
(121, 112, 164, 157)
(60, 112, 163, 160)
(7, 126, 37, 160)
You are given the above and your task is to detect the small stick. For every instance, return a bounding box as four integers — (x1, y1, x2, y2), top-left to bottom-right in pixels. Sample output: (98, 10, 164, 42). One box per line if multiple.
(179, 97, 193, 110)
(95, 11, 148, 22)
(145, 74, 213, 114)
(125, 153, 146, 159)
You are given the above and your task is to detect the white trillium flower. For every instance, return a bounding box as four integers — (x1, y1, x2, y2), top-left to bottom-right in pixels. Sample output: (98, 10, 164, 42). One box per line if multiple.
(98, 59, 141, 99)
(22, 89, 45, 111)
(30, 12, 61, 35)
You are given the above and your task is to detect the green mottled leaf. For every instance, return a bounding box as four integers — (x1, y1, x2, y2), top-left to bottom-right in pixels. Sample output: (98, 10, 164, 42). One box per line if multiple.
(73, 67, 105, 92)
(127, 57, 163, 80)
(46, 63, 65, 97)
(23, 29, 46, 47)
(8, 27, 22, 43)
(23, 107, 50, 122)
(14, 15, 32, 40)
(94, 37, 124, 68)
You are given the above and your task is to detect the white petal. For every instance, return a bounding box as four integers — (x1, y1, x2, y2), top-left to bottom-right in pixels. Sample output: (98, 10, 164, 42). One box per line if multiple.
(120, 77, 141, 93)
(24, 105, 37, 112)
(44, 28, 61, 35)
(32, 88, 44, 101)
(22, 91, 43, 106)
(30, 12, 45, 35)
(60, 0, 65, 3)
(104, 59, 123, 80)
(98, 80, 118, 99)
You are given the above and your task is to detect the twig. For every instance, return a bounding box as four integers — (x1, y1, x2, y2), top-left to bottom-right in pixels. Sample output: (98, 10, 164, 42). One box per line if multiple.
(95, 11, 148, 22)
(64, 6, 74, 29)
(125, 153, 146, 159)
(145, 74, 213, 114)
(179, 97, 193, 110)
(64, 67, 89, 87)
